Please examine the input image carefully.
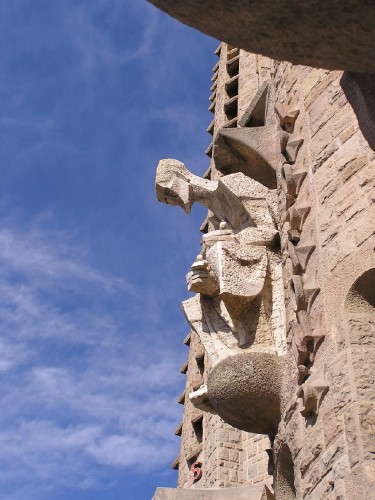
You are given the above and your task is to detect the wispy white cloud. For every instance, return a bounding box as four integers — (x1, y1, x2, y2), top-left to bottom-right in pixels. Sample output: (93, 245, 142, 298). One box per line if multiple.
(0, 219, 137, 294)
(0, 213, 183, 498)
(0, 1, 217, 498)
(64, 1, 159, 77)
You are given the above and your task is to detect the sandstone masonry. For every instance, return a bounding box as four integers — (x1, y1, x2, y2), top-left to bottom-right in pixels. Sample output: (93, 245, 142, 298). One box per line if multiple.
(152, 32, 375, 500)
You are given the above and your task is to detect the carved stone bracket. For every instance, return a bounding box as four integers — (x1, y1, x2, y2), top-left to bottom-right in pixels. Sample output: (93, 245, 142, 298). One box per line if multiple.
(286, 205, 311, 242)
(288, 240, 316, 275)
(238, 82, 269, 127)
(281, 163, 307, 199)
(303, 272, 321, 313)
(291, 311, 325, 371)
(294, 243, 316, 272)
(287, 241, 302, 274)
(284, 137, 304, 164)
(275, 99, 304, 164)
(297, 365, 311, 385)
(213, 126, 279, 188)
(290, 275, 306, 312)
(290, 274, 320, 313)
(275, 101, 300, 133)
(297, 365, 329, 417)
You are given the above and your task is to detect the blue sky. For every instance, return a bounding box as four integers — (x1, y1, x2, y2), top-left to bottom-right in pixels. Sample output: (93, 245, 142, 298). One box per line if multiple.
(0, 1, 217, 498)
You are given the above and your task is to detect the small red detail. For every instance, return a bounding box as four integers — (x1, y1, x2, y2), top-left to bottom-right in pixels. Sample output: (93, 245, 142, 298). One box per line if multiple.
(190, 461, 202, 481)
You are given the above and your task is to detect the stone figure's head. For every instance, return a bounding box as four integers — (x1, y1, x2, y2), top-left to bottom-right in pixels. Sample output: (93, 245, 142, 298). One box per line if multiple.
(186, 254, 220, 296)
(155, 159, 193, 213)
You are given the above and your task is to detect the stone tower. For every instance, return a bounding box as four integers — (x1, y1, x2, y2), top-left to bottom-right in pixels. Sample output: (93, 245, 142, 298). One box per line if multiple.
(150, 4, 375, 499)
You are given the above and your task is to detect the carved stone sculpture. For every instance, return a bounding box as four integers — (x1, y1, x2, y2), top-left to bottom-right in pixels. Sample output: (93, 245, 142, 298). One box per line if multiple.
(156, 158, 284, 351)
(156, 158, 287, 435)
(291, 311, 325, 369)
(297, 365, 329, 417)
(275, 100, 304, 165)
(286, 205, 311, 243)
(207, 352, 287, 435)
(156, 158, 278, 230)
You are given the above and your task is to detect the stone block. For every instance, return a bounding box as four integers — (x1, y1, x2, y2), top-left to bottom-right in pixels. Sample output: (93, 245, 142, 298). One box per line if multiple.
(332, 455, 351, 490)
(318, 176, 341, 207)
(321, 406, 343, 446)
(310, 120, 333, 161)
(348, 317, 375, 346)
(330, 103, 358, 140)
(340, 156, 368, 184)
(219, 448, 230, 461)
(353, 208, 375, 247)
(229, 449, 239, 462)
(247, 463, 257, 480)
(246, 444, 257, 459)
(334, 179, 360, 218)
(304, 471, 335, 500)
(351, 348, 375, 400)
(299, 426, 325, 476)
(357, 401, 375, 459)
(342, 404, 362, 468)
(309, 93, 330, 129)
(302, 460, 331, 497)
(338, 124, 357, 145)
(320, 436, 346, 471)
(329, 352, 353, 414)
(312, 139, 339, 173)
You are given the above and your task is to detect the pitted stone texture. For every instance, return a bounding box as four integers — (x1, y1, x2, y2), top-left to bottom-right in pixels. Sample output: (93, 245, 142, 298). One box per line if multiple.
(275, 444, 296, 500)
(156, 159, 278, 231)
(157, 158, 285, 355)
(147, 0, 375, 72)
(207, 243, 267, 302)
(207, 352, 286, 435)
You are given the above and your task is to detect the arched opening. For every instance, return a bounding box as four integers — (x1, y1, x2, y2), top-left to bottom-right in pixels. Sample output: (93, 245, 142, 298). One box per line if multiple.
(275, 443, 296, 500)
(344, 268, 375, 472)
(345, 268, 375, 314)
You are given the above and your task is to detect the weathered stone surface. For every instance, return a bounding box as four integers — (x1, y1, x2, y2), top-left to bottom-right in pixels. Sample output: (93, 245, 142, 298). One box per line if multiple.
(297, 365, 329, 417)
(274, 444, 296, 500)
(207, 353, 286, 435)
(156, 159, 278, 230)
(153, 35, 375, 498)
(147, 0, 375, 72)
(158, 158, 285, 354)
(213, 126, 279, 189)
(153, 484, 275, 499)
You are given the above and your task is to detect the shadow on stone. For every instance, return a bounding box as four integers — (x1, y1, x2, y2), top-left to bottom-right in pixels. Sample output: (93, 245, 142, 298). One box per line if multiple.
(341, 72, 375, 152)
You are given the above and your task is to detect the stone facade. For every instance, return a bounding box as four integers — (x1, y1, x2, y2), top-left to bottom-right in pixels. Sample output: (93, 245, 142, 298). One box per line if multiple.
(152, 35, 375, 500)
(173, 328, 272, 491)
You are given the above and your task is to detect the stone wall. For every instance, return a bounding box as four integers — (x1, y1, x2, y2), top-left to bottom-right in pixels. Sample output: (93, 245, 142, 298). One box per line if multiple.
(174, 327, 271, 490)
(157, 41, 374, 499)
(269, 57, 375, 499)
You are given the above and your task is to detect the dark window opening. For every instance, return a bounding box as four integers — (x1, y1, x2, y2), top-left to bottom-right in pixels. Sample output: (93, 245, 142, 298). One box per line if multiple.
(196, 353, 205, 377)
(192, 415, 203, 444)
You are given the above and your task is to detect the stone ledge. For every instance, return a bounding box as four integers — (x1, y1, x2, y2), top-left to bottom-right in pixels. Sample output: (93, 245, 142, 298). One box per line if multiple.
(147, 0, 375, 72)
(153, 484, 274, 499)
